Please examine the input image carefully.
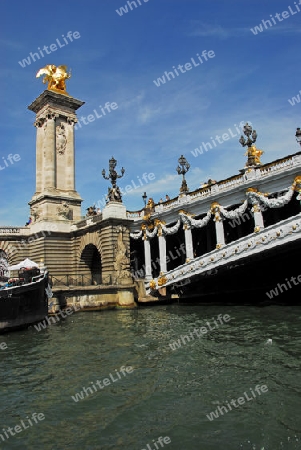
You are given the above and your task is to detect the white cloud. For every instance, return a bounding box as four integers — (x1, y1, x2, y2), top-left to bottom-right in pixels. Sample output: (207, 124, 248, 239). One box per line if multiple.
(188, 22, 247, 39)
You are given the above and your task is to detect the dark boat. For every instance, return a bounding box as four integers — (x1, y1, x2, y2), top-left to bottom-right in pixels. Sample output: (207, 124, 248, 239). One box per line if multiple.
(0, 262, 51, 333)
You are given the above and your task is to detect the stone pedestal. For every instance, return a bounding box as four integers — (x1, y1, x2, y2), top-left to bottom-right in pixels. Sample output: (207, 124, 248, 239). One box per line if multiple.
(102, 202, 127, 220)
(99, 202, 134, 291)
(118, 289, 135, 306)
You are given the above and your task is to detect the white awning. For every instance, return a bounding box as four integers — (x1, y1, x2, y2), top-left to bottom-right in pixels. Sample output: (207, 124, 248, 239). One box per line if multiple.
(8, 258, 39, 271)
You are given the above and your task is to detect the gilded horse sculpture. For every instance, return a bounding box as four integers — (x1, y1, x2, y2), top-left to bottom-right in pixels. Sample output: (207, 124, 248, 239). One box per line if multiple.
(36, 65, 71, 94)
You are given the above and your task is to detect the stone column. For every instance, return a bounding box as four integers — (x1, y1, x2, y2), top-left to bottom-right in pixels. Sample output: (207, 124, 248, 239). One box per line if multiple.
(211, 202, 225, 248)
(65, 117, 76, 191)
(34, 117, 46, 193)
(143, 237, 152, 281)
(215, 220, 225, 248)
(44, 113, 57, 189)
(158, 234, 167, 273)
(252, 202, 264, 232)
(184, 226, 194, 260)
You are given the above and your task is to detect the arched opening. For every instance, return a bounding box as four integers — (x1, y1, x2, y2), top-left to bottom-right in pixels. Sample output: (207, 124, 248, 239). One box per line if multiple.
(130, 238, 145, 279)
(0, 250, 9, 278)
(79, 244, 102, 285)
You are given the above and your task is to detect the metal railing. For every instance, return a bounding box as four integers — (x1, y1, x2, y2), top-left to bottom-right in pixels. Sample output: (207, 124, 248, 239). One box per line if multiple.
(50, 273, 112, 287)
(50, 274, 92, 287)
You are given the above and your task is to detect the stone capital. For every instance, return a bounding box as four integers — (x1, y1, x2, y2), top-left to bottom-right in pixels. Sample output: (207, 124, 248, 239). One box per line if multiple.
(34, 117, 46, 128)
(46, 112, 59, 120)
(66, 116, 78, 125)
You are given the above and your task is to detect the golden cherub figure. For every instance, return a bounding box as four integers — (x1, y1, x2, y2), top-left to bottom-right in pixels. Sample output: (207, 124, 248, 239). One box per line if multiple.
(36, 65, 71, 94)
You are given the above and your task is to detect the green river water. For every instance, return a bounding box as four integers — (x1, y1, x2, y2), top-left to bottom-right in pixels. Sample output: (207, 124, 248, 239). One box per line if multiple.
(0, 303, 300, 450)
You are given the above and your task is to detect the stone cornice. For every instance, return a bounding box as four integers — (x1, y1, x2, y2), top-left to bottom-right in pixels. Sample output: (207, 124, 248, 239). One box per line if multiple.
(28, 89, 85, 114)
(29, 191, 83, 205)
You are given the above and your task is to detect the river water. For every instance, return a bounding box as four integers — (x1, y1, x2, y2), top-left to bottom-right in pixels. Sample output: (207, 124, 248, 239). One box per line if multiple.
(0, 303, 300, 450)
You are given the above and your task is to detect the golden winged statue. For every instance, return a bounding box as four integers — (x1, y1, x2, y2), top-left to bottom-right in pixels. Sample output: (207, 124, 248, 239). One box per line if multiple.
(36, 65, 71, 94)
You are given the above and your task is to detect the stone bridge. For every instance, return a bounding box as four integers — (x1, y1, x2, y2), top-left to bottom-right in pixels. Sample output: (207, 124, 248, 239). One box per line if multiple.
(1, 83, 301, 305)
(128, 152, 301, 300)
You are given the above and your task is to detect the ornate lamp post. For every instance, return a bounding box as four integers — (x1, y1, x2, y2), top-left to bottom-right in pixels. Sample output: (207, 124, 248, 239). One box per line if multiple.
(295, 127, 301, 146)
(102, 156, 125, 203)
(142, 191, 147, 207)
(176, 155, 190, 194)
(239, 123, 263, 167)
(239, 123, 257, 148)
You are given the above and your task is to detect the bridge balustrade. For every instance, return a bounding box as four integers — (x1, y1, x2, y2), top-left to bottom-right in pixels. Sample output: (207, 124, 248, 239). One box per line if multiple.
(130, 177, 301, 282)
(127, 152, 301, 222)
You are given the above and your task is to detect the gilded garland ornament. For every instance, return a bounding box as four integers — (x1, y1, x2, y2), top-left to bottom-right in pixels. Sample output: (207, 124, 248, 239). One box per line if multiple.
(130, 178, 298, 241)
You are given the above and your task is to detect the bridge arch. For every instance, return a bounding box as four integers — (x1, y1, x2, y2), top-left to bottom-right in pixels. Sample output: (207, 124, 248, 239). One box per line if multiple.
(79, 244, 102, 284)
(0, 241, 19, 265)
(0, 250, 9, 277)
(77, 233, 102, 284)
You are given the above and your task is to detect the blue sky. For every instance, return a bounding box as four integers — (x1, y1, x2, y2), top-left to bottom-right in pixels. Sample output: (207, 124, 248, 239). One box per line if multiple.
(1, 0, 301, 226)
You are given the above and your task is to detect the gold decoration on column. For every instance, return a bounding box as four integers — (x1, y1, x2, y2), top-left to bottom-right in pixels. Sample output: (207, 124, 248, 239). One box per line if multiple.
(239, 123, 263, 167)
(157, 273, 167, 286)
(211, 201, 221, 221)
(293, 175, 301, 192)
(143, 198, 155, 221)
(252, 203, 261, 213)
(245, 145, 264, 166)
(149, 280, 156, 290)
(154, 218, 166, 236)
(141, 223, 148, 240)
(36, 65, 71, 95)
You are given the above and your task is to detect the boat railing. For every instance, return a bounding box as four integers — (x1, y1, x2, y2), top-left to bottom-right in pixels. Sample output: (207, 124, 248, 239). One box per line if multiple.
(31, 273, 45, 283)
